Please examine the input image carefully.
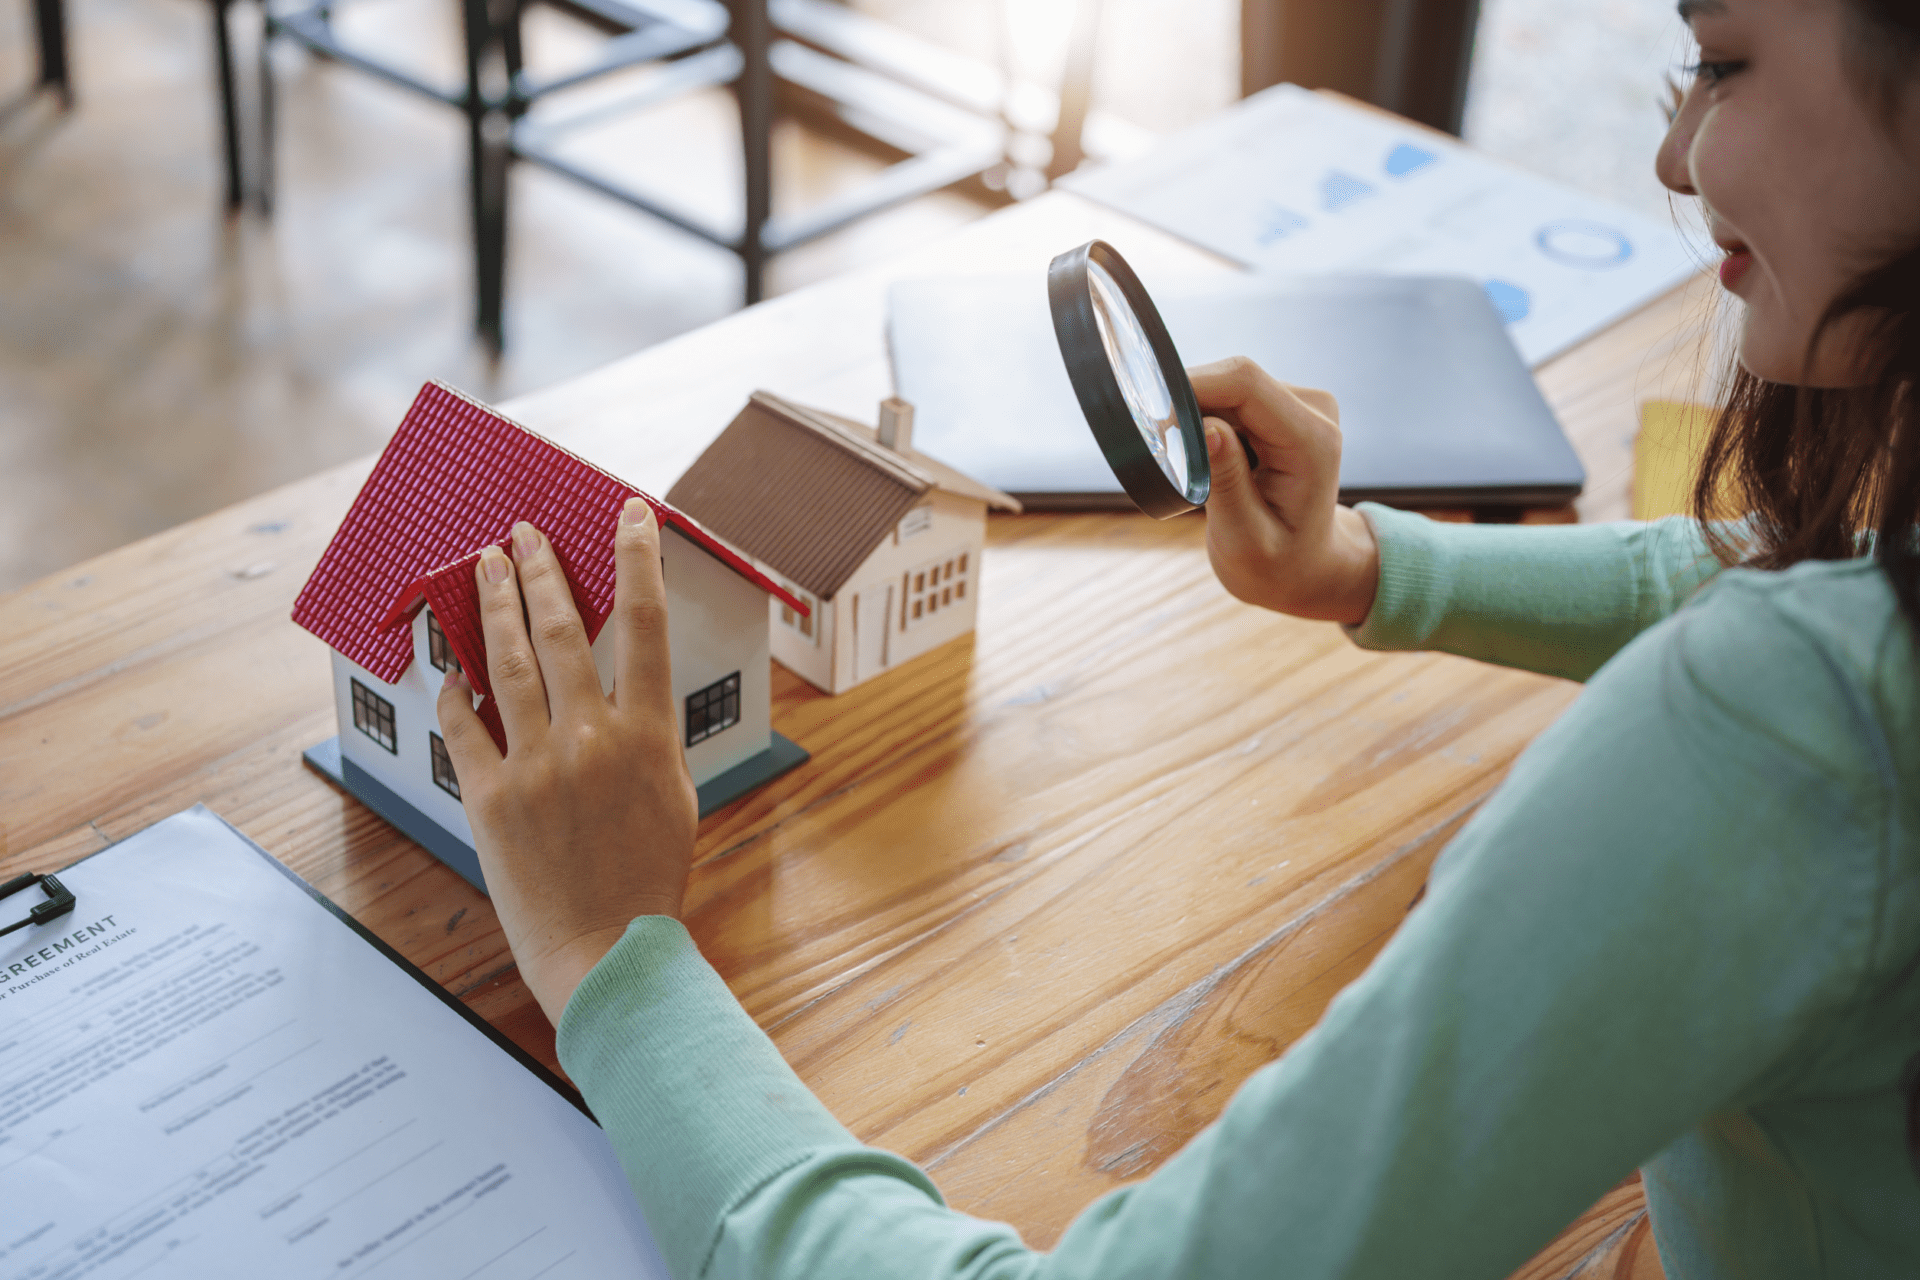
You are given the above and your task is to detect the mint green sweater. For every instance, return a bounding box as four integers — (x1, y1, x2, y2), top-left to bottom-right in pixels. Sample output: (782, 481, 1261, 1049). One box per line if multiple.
(558, 505, 1920, 1279)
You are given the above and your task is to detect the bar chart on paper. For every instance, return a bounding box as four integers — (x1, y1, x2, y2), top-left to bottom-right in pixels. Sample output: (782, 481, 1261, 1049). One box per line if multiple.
(1064, 85, 1705, 366)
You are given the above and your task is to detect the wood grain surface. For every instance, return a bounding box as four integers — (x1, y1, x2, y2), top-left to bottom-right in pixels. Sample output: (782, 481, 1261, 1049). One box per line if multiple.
(0, 186, 1717, 1278)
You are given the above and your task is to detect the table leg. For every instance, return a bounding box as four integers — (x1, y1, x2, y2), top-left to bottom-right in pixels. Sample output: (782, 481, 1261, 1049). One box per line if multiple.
(33, 0, 72, 107)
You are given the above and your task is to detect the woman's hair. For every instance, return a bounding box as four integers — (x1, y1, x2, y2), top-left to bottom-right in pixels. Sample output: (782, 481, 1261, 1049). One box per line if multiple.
(1692, 2, 1920, 612)
(1684, 0, 1920, 1167)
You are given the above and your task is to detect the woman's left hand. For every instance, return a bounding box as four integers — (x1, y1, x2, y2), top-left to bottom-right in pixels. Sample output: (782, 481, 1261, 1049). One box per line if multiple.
(436, 501, 699, 1027)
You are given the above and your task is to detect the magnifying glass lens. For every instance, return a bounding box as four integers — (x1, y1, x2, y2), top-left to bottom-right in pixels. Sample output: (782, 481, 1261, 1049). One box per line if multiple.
(1048, 239, 1208, 518)
(1087, 260, 1192, 493)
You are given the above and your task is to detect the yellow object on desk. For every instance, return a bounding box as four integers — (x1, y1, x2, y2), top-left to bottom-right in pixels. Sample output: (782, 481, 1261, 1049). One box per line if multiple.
(1633, 400, 1743, 521)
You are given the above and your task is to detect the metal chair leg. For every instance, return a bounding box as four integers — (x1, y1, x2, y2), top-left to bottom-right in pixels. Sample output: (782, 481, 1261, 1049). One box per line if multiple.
(33, 0, 72, 107)
(475, 123, 508, 356)
(462, 0, 508, 353)
(256, 0, 276, 214)
(212, 0, 245, 209)
(733, 0, 771, 306)
(501, 0, 525, 95)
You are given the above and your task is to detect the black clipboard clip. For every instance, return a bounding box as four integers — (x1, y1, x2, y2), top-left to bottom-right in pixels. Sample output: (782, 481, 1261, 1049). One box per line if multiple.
(0, 872, 76, 939)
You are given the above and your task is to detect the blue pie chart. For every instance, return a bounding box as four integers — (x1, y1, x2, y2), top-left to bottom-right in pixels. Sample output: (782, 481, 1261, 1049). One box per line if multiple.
(1536, 221, 1633, 269)
(1483, 279, 1531, 324)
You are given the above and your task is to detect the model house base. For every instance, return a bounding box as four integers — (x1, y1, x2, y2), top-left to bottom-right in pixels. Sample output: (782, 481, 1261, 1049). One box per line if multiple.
(304, 731, 810, 896)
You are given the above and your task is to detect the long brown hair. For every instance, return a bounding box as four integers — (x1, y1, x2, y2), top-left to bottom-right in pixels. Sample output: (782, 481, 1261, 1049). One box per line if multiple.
(1692, 1, 1920, 597)
(1685, 0, 1920, 1164)
(1693, 248, 1920, 613)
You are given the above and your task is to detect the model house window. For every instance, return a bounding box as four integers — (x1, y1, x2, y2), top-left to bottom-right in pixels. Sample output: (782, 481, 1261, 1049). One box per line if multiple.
(427, 609, 459, 673)
(685, 672, 741, 746)
(430, 732, 460, 799)
(351, 678, 397, 753)
(902, 552, 969, 629)
(778, 583, 820, 645)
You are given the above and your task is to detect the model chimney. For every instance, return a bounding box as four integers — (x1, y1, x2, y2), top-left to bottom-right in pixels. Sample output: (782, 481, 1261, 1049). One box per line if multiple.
(877, 398, 914, 454)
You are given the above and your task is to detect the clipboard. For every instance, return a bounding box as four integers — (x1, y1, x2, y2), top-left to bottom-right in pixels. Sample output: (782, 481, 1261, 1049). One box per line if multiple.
(0, 806, 668, 1279)
(0, 871, 76, 939)
(4, 807, 585, 1113)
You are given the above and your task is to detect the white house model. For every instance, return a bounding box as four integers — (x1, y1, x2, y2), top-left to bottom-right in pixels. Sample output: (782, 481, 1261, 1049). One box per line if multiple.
(291, 381, 810, 893)
(666, 392, 1020, 695)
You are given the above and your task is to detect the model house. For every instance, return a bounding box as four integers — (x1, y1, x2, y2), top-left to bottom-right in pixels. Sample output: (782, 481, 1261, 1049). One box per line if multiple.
(666, 392, 1019, 695)
(291, 381, 810, 893)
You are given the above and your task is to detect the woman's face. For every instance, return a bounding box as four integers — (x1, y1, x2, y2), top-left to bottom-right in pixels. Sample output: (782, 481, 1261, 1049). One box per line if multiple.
(1658, 0, 1920, 386)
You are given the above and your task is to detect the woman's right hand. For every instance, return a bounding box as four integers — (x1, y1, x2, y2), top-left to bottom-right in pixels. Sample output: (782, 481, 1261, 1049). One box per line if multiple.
(1190, 357, 1381, 627)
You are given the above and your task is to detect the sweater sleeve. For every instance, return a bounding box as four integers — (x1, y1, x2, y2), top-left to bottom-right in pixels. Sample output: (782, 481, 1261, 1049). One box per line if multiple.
(557, 572, 1888, 1280)
(1347, 503, 1736, 681)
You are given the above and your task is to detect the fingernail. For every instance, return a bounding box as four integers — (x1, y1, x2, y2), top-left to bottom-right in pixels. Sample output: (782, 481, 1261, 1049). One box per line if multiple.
(481, 545, 510, 583)
(621, 497, 652, 526)
(1204, 423, 1224, 457)
(442, 667, 459, 690)
(511, 521, 539, 557)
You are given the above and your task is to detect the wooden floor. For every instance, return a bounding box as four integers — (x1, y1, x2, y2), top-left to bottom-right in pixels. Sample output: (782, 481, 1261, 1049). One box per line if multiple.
(0, 0, 1002, 594)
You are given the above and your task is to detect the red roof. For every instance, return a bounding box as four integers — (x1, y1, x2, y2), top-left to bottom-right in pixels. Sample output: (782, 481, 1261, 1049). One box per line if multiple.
(293, 383, 805, 730)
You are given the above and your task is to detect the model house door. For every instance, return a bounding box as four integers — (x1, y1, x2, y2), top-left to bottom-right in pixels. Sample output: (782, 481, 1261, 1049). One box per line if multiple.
(853, 583, 892, 683)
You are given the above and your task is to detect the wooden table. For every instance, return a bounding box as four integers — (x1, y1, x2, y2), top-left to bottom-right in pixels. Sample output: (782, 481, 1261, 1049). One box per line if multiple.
(0, 188, 1712, 1279)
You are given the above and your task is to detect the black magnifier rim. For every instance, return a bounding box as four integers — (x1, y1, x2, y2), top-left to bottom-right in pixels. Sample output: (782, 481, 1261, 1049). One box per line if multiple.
(1047, 240, 1209, 519)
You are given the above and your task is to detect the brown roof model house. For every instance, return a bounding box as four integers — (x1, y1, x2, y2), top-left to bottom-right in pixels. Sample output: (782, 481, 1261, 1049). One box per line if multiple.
(667, 392, 1020, 695)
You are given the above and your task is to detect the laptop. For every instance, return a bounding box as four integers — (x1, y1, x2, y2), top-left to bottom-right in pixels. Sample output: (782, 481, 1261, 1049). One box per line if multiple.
(887, 273, 1585, 510)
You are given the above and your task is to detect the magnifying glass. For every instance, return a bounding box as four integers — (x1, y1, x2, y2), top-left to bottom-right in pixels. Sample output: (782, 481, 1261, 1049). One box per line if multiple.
(1047, 240, 1211, 519)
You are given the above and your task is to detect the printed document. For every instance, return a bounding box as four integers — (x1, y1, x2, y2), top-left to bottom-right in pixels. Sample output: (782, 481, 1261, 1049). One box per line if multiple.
(0, 806, 668, 1280)
(1064, 84, 1705, 366)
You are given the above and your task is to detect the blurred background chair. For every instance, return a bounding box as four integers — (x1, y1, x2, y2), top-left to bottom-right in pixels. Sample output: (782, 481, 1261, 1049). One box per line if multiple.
(242, 0, 1028, 351)
(251, 0, 746, 351)
(25, 0, 253, 209)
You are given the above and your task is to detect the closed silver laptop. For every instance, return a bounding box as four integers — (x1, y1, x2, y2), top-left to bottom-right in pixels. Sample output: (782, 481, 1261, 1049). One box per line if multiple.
(889, 273, 1585, 510)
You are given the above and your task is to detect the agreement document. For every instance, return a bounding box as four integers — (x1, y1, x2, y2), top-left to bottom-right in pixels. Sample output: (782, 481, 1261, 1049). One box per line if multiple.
(0, 806, 668, 1280)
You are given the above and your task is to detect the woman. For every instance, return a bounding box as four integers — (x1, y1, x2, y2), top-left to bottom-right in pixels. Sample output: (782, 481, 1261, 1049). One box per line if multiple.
(435, 0, 1920, 1274)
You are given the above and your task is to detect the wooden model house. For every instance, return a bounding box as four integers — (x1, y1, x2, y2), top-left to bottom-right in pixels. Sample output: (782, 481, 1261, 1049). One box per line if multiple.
(291, 382, 810, 892)
(666, 392, 1019, 695)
